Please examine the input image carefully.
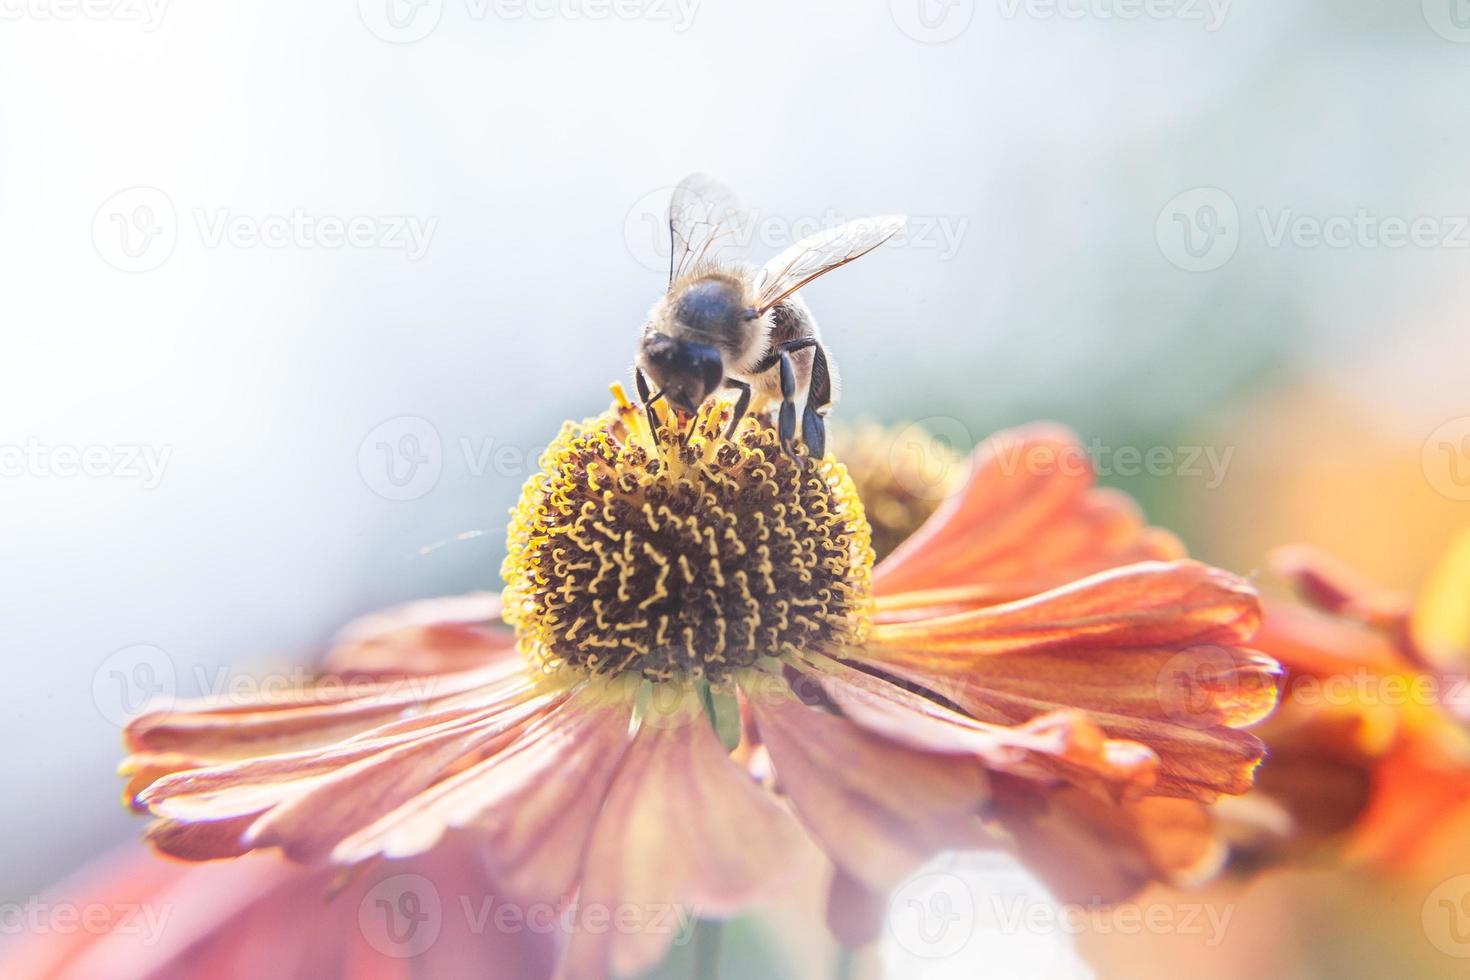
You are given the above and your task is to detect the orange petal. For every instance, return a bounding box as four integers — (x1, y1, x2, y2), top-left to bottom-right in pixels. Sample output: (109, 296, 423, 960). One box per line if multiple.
(747, 690, 989, 892)
(241, 694, 560, 862)
(990, 778, 1223, 904)
(561, 693, 805, 979)
(1253, 596, 1403, 678)
(795, 653, 1158, 797)
(1270, 545, 1413, 632)
(326, 592, 518, 678)
(872, 560, 1260, 656)
(1345, 737, 1470, 869)
(126, 662, 524, 762)
(866, 562, 1278, 800)
(332, 686, 637, 904)
(144, 812, 262, 861)
(135, 690, 559, 862)
(873, 424, 1182, 601)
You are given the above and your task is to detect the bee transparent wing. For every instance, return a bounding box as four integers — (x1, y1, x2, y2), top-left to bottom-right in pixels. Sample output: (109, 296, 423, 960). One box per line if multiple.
(754, 215, 906, 314)
(667, 173, 746, 286)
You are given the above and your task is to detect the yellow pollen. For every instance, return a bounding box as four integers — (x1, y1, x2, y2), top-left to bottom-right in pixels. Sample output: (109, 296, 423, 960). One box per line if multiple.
(500, 391, 874, 683)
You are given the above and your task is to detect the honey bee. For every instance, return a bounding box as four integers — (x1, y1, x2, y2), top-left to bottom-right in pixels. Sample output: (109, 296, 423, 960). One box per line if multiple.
(634, 173, 905, 460)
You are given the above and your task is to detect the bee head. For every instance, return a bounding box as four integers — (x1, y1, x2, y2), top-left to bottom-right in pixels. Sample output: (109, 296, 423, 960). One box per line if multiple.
(641, 332, 723, 413)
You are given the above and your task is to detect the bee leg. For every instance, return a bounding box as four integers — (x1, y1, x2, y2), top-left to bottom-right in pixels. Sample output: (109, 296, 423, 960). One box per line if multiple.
(634, 369, 664, 442)
(777, 351, 798, 461)
(723, 378, 751, 440)
(750, 336, 817, 375)
(801, 341, 832, 461)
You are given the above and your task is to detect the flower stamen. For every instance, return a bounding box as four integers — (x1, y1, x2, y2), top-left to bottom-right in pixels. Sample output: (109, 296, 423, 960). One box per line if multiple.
(501, 388, 874, 684)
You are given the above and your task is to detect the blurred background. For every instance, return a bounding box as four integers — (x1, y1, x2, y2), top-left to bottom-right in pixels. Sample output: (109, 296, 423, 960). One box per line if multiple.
(3, 1, 1469, 976)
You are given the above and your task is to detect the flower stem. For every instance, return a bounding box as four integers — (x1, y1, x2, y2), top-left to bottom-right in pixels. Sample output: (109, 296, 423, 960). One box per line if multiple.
(832, 944, 856, 980)
(692, 918, 723, 980)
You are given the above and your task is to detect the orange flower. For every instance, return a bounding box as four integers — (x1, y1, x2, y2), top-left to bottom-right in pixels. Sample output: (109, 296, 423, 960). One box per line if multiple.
(119, 396, 1280, 978)
(1234, 535, 1470, 868)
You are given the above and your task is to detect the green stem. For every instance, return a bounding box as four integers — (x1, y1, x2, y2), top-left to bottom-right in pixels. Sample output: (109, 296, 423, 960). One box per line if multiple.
(832, 944, 856, 980)
(693, 918, 723, 980)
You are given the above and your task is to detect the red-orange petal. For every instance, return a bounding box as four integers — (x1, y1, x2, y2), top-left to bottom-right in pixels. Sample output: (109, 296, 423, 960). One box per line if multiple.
(795, 653, 1159, 797)
(865, 562, 1279, 800)
(872, 560, 1260, 656)
(873, 424, 1182, 601)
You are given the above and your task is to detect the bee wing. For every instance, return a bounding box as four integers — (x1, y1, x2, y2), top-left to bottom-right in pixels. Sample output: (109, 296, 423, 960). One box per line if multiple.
(753, 215, 906, 314)
(667, 173, 746, 286)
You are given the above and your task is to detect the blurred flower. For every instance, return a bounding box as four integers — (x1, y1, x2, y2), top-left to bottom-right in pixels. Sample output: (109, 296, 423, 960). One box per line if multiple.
(0, 839, 555, 980)
(1222, 535, 1470, 869)
(115, 393, 1279, 979)
(829, 421, 963, 561)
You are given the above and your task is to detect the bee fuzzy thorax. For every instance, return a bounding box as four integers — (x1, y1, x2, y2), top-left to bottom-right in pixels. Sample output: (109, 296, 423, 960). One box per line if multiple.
(499, 389, 874, 685)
